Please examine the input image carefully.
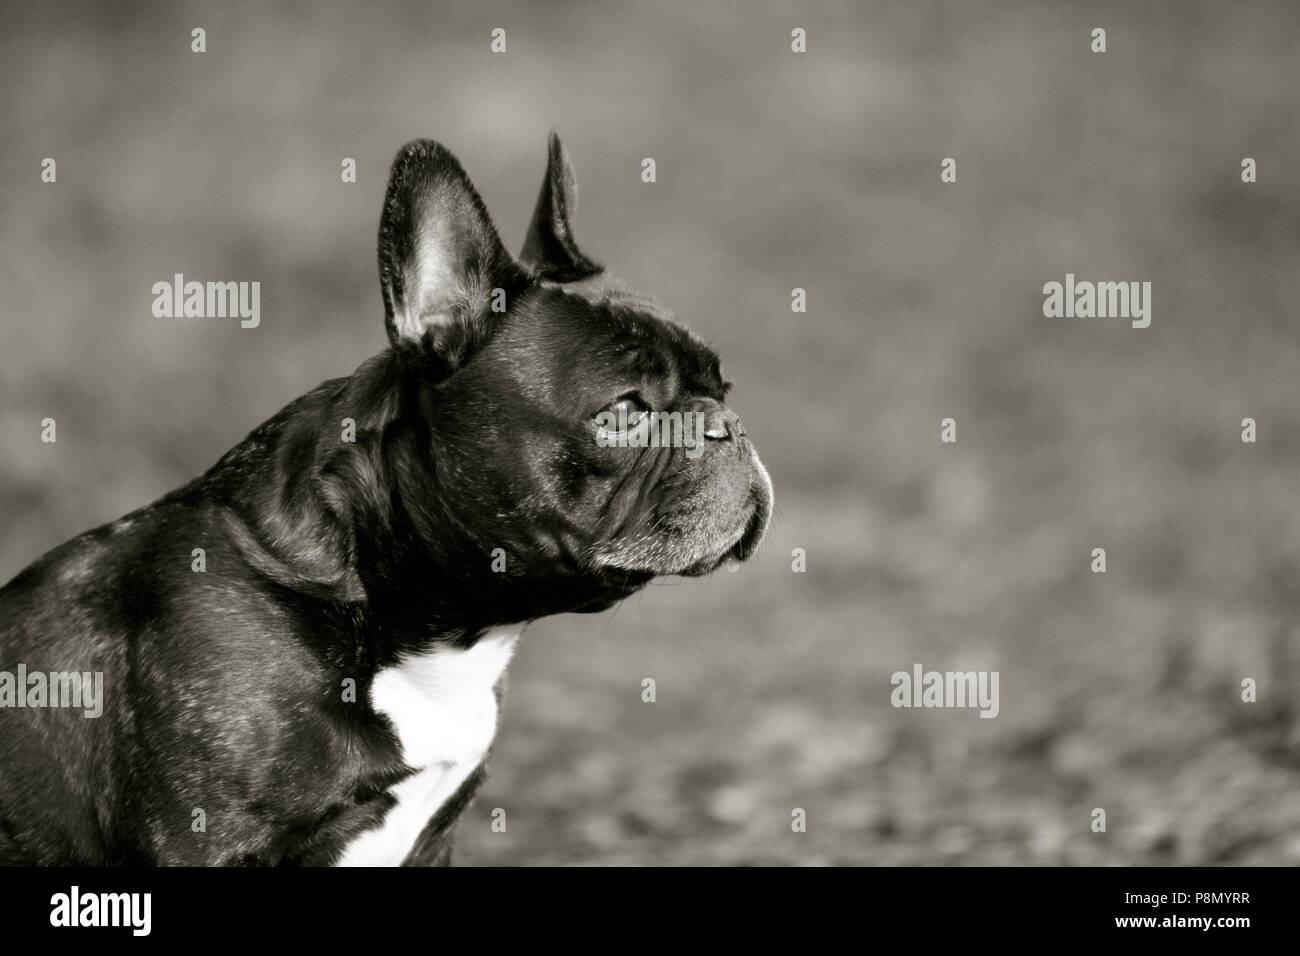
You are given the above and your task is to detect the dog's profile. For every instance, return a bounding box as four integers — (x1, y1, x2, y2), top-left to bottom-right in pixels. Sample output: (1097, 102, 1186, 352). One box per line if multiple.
(0, 133, 772, 865)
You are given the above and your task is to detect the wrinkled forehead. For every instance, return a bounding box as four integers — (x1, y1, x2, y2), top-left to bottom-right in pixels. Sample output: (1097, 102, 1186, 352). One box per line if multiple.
(544, 273, 720, 369)
(552, 271, 673, 321)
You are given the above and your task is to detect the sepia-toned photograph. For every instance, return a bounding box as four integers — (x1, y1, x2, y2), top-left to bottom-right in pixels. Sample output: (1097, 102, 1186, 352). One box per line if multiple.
(0, 1, 1295, 932)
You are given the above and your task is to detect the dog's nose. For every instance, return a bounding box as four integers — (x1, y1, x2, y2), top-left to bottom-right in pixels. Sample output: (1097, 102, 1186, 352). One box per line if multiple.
(703, 408, 745, 441)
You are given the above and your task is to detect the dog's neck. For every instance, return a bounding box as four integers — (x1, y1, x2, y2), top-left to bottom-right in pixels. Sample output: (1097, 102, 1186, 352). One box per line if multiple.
(204, 350, 621, 659)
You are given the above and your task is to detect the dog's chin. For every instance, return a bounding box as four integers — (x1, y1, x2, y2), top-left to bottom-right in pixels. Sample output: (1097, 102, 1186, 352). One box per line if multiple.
(673, 506, 767, 577)
(596, 490, 771, 579)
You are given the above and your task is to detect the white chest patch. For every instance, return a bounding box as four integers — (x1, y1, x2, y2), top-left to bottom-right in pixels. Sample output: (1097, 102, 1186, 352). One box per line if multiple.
(335, 626, 520, 867)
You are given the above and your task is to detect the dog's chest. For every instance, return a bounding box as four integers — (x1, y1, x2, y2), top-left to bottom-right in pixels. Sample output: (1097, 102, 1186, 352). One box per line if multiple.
(335, 627, 519, 866)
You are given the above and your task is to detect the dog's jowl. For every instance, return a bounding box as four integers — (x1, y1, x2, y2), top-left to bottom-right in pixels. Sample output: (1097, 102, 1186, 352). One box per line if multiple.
(0, 134, 772, 866)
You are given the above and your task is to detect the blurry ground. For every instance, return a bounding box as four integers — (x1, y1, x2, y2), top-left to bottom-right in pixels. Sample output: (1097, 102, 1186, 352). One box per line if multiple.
(1, 1, 1298, 864)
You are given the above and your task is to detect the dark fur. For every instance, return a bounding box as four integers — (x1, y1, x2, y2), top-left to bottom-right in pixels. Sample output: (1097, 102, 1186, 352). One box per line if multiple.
(0, 134, 770, 865)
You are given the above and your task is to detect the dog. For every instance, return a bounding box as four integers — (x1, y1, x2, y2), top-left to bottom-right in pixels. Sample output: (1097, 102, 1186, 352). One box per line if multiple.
(0, 134, 772, 865)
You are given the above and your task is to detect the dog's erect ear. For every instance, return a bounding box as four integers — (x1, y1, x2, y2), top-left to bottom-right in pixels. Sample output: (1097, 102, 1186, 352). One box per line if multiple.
(520, 132, 602, 282)
(378, 140, 523, 362)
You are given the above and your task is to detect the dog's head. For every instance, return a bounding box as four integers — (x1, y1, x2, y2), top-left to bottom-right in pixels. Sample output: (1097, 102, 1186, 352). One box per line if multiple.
(371, 135, 771, 613)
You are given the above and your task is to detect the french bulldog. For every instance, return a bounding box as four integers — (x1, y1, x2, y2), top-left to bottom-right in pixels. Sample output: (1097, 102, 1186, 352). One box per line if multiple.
(0, 133, 772, 866)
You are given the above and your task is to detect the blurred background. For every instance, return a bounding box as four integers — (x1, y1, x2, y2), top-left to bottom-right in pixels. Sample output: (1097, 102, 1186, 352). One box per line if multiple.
(2, 0, 1298, 864)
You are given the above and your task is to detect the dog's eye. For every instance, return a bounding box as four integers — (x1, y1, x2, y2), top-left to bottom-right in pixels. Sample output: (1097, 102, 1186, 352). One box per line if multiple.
(595, 394, 649, 432)
(609, 396, 648, 424)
